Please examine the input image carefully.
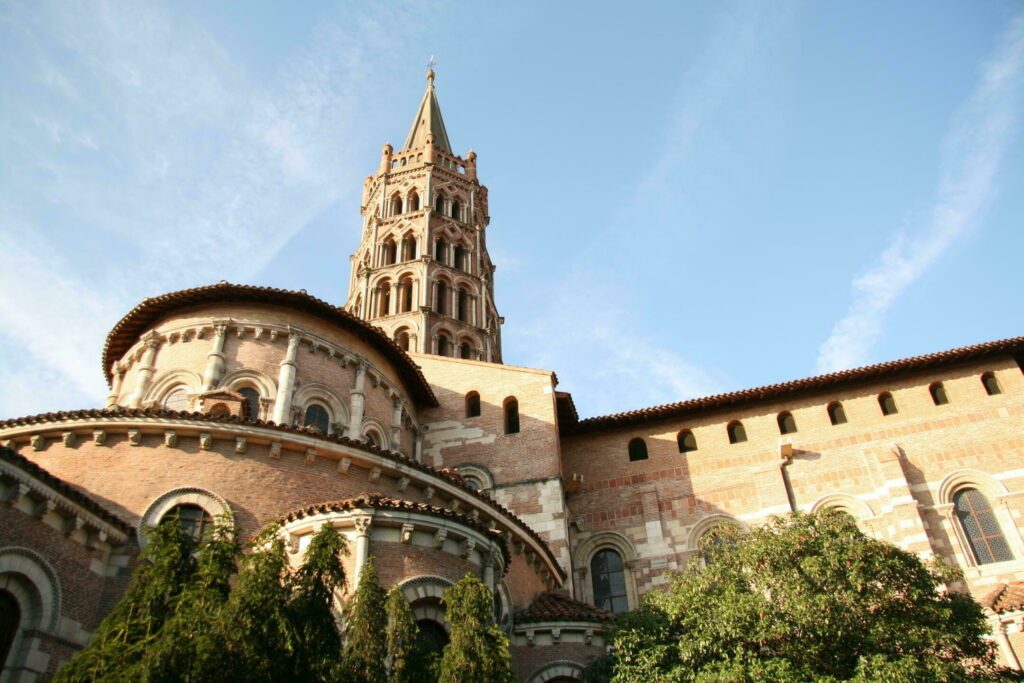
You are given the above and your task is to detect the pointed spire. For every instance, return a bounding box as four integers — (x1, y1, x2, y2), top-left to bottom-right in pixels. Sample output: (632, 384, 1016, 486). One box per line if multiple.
(402, 68, 452, 154)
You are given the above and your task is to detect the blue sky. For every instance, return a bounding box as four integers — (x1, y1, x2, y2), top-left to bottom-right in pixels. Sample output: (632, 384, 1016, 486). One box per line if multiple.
(1, 1, 1022, 419)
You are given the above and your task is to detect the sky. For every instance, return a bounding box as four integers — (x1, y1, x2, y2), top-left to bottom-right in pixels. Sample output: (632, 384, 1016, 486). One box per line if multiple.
(1, 0, 1022, 420)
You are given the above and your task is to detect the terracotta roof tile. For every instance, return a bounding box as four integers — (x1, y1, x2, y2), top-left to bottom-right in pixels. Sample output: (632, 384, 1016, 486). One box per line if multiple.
(101, 281, 438, 406)
(515, 592, 613, 624)
(0, 446, 134, 535)
(567, 336, 1024, 433)
(980, 581, 1024, 614)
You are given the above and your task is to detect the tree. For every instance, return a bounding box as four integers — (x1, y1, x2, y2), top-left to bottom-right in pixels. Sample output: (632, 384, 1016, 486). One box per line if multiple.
(341, 559, 388, 683)
(589, 510, 1012, 682)
(386, 585, 431, 683)
(438, 574, 514, 683)
(288, 524, 348, 683)
(55, 518, 198, 682)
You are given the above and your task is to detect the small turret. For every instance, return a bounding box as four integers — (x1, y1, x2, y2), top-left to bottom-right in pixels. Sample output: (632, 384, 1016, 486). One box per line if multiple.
(380, 143, 393, 174)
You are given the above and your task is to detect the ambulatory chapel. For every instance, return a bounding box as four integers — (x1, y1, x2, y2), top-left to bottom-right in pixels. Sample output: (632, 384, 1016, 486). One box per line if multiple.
(2, 71, 1024, 681)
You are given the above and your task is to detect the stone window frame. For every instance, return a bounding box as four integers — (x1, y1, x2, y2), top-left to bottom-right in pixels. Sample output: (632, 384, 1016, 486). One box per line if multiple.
(146, 369, 203, 410)
(454, 464, 494, 493)
(398, 575, 455, 634)
(291, 383, 349, 436)
(222, 370, 277, 421)
(139, 487, 233, 547)
(936, 470, 1024, 575)
(810, 494, 878, 535)
(526, 660, 586, 683)
(573, 531, 639, 613)
(361, 418, 392, 450)
(0, 547, 61, 678)
(686, 514, 748, 566)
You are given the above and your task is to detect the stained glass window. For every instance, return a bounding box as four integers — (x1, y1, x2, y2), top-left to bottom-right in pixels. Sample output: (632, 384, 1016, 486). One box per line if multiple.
(591, 549, 628, 614)
(954, 488, 1013, 565)
(304, 404, 330, 434)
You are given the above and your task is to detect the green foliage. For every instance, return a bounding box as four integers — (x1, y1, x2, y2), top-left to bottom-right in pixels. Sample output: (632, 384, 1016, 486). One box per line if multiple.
(54, 518, 198, 683)
(341, 558, 388, 683)
(288, 525, 348, 682)
(438, 574, 514, 683)
(591, 510, 1012, 682)
(386, 585, 426, 683)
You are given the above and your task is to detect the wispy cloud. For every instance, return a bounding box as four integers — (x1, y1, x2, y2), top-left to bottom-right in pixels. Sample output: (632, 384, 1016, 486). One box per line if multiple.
(0, 1, 428, 416)
(817, 12, 1024, 373)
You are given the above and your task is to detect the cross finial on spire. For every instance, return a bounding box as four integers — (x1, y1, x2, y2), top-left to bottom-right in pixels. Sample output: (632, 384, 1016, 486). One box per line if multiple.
(426, 55, 437, 83)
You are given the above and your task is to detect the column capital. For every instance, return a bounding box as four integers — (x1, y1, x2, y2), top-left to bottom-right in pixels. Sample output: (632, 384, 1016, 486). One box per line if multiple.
(353, 515, 373, 536)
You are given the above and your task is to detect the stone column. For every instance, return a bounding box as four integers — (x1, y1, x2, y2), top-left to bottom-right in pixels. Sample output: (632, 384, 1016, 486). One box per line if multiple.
(201, 322, 229, 391)
(352, 515, 373, 585)
(271, 333, 301, 424)
(346, 363, 367, 439)
(126, 335, 161, 408)
(414, 429, 424, 463)
(482, 548, 496, 590)
(391, 399, 403, 451)
(106, 364, 125, 409)
(993, 618, 1021, 670)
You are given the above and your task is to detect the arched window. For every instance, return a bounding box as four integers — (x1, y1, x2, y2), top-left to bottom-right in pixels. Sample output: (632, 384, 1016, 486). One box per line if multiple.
(457, 287, 470, 322)
(827, 401, 847, 425)
(162, 503, 212, 541)
(433, 192, 445, 213)
(395, 329, 411, 351)
(365, 430, 382, 448)
(628, 438, 648, 462)
(434, 238, 448, 264)
(0, 590, 20, 673)
(377, 281, 392, 318)
(382, 239, 398, 265)
(162, 386, 190, 412)
(435, 281, 448, 316)
(466, 391, 481, 418)
(398, 278, 414, 313)
(401, 234, 417, 261)
(878, 392, 897, 416)
(590, 549, 628, 614)
(408, 191, 420, 212)
(699, 524, 738, 566)
(981, 372, 1002, 396)
(929, 382, 949, 406)
(304, 404, 330, 434)
(777, 411, 797, 435)
(453, 245, 465, 271)
(727, 420, 747, 444)
(239, 387, 260, 420)
(415, 620, 449, 661)
(390, 193, 403, 216)
(677, 430, 697, 453)
(953, 488, 1013, 565)
(459, 341, 472, 359)
(450, 199, 461, 220)
(504, 397, 520, 435)
(437, 334, 451, 357)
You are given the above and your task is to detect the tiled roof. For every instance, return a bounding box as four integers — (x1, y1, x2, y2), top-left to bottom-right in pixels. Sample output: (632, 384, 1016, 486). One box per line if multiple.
(0, 446, 134, 535)
(101, 281, 438, 407)
(980, 581, 1024, 614)
(281, 493, 510, 569)
(514, 592, 613, 624)
(566, 336, 1024, 433)
(0, 408, 562, 580)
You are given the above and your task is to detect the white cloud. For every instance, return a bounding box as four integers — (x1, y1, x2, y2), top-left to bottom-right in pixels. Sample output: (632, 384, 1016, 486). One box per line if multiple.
(817, 13, 1024, 373)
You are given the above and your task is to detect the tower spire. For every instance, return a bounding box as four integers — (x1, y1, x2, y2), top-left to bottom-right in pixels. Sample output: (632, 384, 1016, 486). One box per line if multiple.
(403, 67, 452, 154)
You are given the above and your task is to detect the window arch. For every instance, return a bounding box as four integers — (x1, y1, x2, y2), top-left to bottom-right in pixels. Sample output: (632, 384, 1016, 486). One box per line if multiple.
(433, 192, 445, 213)
(437, 332, 451, 357)
(238, 387, 261, 420)
(450, 199, 461, 220)
(435, 280, 448, 315)
(878, 392, 897, 416)
(627, 437, 648, 462)
(777, 411, 797, 435)
(162, 503, 213, 541)
(504, 397, 520, 435)
(727, 420, 747, 444)
(398, 277, 414, 313)
(981, 372, 1002, 396)
(434, 238, 448, 265)
(457, 287, 470, 322)
(453, 244, 465, 271)
(827, 401, 847, 425)
(465, 391, 481, 418)
(390, 192, 403, 216)
(395, 328, 412, 352)
(304, 403, 330, 434)
(140, 488, 232, 546)
(382, 238, 398, 265)
(677, 429, 697, 453)
(590, 549, 628, 614)
(459, 341, 473, 359)
(401, 234, 417, 261)
(377, 281, 392, 318)
(407, 190, 420, 212)
(929, 382, 949, 406)
(162, 385, 190, 412)
(953, 488, 1013, 565)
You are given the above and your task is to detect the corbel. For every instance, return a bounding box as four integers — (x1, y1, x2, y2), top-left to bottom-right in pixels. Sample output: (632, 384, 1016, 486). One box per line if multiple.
(93, 430, 107, 446)
(5, 483, 31, 506)
(449, 499, 461, 513)
(199, 433, 213, 450)
(269, 442, 283, 459)
(460, 538, 475, 559)
(254, 327, 265, 340)
(368, 467, 381, 482)
(164, 431, 177, 447)
(305, 448, 317, 465)
(433, 528, 447, 549)
(551, 628, 561, 644)
(235, 437, 247, 454)
(526, 629, 535, 647)
(127, 430, 141, 446)
(61, 432, 76, 448)
(397, 476, 410, 492)
(338, 457, 351, 474)
(30, 435, 45, 451)
(585, 628, 594, 645)
(64, 515, 86, 538)
(424, 486, 435, 501)
(35, 498, 57, 520)
(1, 439, 14, 450)
(401, 523, 414, 544)
(269, 329, 279, 342)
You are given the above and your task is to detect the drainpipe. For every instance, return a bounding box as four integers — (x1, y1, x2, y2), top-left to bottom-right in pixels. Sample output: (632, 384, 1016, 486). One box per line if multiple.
(779, 441, 798, 513)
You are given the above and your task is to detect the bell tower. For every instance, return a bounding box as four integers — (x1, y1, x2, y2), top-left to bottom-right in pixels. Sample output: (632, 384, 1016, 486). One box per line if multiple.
(345, 69, 503, 363)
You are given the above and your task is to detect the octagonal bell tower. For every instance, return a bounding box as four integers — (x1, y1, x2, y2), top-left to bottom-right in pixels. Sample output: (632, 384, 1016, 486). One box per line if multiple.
(345, 69, 503, 363)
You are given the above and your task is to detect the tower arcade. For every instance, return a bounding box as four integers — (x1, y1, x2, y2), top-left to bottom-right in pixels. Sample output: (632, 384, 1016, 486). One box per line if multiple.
(346, 69, 503, 363)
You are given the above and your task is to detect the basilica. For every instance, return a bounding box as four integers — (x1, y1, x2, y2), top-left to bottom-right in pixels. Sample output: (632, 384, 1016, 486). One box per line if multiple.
(1, 71, 1023, 682)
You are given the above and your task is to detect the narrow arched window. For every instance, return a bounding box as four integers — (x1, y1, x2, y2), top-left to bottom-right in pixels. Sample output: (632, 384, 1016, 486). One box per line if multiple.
(162, 386, 190, 412)
(408, 191, 420, 212)
(437, 334, 451, 357)
(365, 431, 381, 448)
(591, 549, 628, 613)
(402, 235, 417, 261)
(827, 401, 847, 425)
(378, 282, 391, 317)
(466, 391, 481, 418)
(0, 589, 20, 672)
(878, 392, 897, 416)
(457, 288, 469, 321)
(395, 330, 411, 351)
(453, 245, 465, 271)
(981, 372, 1002, 396)
(435, 281, 448, 315)
(459, 341, 472, 359)
(434, 239, 448, 265)
(390, 193, 403, 216)
(384, 240, 398, 265)
(504, 397, 520, 435)
(777, 411, 797, 435)
(677, 430, 697, 453)
(451, 200, 461, 220)
(304, 404, 330, 434)
(162, 503, 212, 541)
(239, 387, 260, 420)
(628, 438, 648, 462)
(929, 382, 949, 406)
(434, 193, 445, 213)
(727, 420, 747, 444)
(953, 488, 1013, 565)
